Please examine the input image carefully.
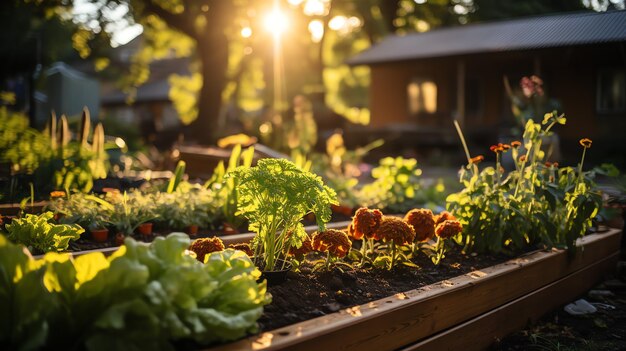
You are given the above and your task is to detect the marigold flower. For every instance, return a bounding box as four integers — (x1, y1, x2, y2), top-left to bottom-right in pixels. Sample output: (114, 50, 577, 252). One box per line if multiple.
(288, 235, 313, 257)
(404, 209, 435, 242)
(229, 243, 254, 257)
(511, 141, 521, 148)
(350, 207, 383, 240)
(490, 143, 508, 153)
(377, 216, 415, 245)
(579, 138, 592, 148)
(434, 211, 457, 226)
(435, 220, 463, 239)
(50, 191, 66, 198)
(470, 155, 484, 164)
(519, 155, 527, 162)
(552, 162, 559, 168)
(312, 229, 352, 258)
(189, 237, 225, 262)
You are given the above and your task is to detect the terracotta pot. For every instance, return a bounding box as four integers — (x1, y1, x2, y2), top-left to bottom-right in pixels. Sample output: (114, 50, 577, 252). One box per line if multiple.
(91, 228, 109, 243)
(114, 233, 125, 246)
(137, 222, 153, 236)
(185, 225, 199, 236)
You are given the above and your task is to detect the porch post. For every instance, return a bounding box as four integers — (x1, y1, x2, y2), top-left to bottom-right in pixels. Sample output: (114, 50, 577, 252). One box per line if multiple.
(456, 59, 466, 127)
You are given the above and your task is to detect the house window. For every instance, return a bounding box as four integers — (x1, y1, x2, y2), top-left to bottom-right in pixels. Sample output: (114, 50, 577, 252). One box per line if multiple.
(597, 69, 626, 113)
(408, 78, 437, 114)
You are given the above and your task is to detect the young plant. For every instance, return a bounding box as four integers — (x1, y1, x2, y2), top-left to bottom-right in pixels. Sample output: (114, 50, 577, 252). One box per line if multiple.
(227, 158, 337, 271)
(3, 212, 84, 254)
(205, 144, 255, 228)
(373, 216, 416, 270)
(359, 157, 424, 213)
(311, 229, 353, 271)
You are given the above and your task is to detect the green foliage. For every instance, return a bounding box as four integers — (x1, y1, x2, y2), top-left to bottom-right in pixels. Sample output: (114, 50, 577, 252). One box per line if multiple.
(166, 160, 186, 194)
(0, 233, 269, 350)
(360, 157, 424, 213)
(205, 145, 255, 227)
(446, 114, 602, 254)
(228, 158, 337, 271)
(0, 107, 51, 174)
(153, 182, 219, 230)
(3, 212, 83, 254)
(310, 132, 383, 208)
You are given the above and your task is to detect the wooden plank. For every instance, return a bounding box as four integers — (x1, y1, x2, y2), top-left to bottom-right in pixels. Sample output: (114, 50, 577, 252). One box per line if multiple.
(404, 252, 620, 351)
(206, 229, 621, 351)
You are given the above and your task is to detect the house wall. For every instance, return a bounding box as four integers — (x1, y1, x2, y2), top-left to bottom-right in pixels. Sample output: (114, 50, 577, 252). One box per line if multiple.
(367, 43, 626, 158)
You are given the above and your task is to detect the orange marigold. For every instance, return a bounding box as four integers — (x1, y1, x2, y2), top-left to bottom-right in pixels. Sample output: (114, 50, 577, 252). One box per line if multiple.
(229, 243, 254, 257)
(470, 155, 484, 164)
(435, 220, 463, 239)
(519, 155, 527, 162)
(579, 138, 592, 148)
(404, 209, 435, 242)
(189, 237, 225, 262)
(511, 141, 522, 148)
(312, 229, 352, 258)
(434, 211, 457, 226)
(50, 191, 66, 198)
(377, 216, 415, 245)
(350, 207, 383, 240)
(288, 235, 313, 257)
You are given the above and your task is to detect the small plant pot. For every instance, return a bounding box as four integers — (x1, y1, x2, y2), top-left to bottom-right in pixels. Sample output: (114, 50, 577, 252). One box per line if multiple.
(257, 259, 293, 286)
(137, 222, 153, 236)
(91, 228, 109, 243)
(114, 233, 125, 246)
(185, 225, 199, 237)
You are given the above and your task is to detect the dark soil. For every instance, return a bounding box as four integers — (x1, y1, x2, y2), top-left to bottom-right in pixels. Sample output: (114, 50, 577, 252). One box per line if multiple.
(258, 247, 516, 332)
(495, 262, 626, 351)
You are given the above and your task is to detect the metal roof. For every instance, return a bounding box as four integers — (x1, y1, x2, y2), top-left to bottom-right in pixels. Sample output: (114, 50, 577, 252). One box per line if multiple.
(348, 10, 626, 65)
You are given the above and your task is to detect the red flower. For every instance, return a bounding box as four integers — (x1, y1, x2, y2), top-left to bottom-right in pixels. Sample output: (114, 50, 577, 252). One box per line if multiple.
(189, 237, 225, 262)
(435, 220, 463, 239)
(404, 209, 435, 242)
(350, 207, 383, 240)
(312, 229, 352, 258)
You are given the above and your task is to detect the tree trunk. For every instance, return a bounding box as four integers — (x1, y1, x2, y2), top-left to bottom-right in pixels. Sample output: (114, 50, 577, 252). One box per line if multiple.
(191, 31, 229, 145)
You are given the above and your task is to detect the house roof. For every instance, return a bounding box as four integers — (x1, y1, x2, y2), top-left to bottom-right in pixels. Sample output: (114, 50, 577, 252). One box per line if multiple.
(348, 10, 626, 65)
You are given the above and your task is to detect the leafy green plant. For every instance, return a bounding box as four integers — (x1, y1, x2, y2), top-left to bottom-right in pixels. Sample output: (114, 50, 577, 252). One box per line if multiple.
(446, 114, 602, 254)
(310, 132, 384, 208)
(3, 212, 84, 254)
(0, 232, 269, 350)
(105, 191, 154, 236)
(205, 144, 255, 228)
(38, 108, 110, 193)
(227, 158, 337, 271)
(360, 157, 424, 213)
(154, 182, 218, 230)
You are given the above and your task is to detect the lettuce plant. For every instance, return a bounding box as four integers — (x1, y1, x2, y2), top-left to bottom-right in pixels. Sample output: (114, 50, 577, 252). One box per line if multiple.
(3, 212, 83, 254)
(227, 158, 337, 271)
(0, 233, 269, 350)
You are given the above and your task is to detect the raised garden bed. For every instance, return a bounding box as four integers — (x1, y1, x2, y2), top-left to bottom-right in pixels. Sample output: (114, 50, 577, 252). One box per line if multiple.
(206, 228, 621, 351)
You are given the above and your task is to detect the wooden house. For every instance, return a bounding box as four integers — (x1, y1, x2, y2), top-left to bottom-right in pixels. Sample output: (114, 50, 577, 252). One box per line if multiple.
(348, 11, 626, 165)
